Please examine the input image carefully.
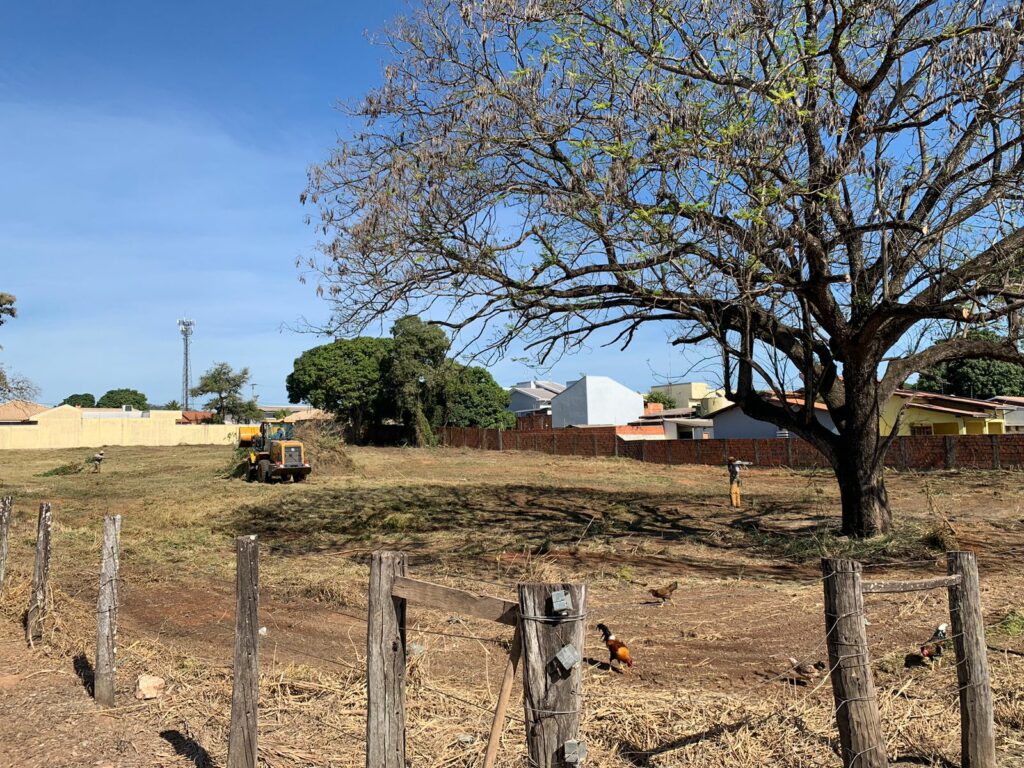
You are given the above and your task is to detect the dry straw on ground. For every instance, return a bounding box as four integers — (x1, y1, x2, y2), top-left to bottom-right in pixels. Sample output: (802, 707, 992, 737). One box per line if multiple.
(0, 446, 1021, 766)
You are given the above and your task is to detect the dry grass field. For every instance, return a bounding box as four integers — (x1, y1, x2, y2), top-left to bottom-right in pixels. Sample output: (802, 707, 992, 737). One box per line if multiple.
(0, 444, 1022, 767)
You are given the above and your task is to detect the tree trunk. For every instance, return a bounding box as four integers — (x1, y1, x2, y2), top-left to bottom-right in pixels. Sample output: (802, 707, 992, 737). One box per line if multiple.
(832, 428, 892, 538)
(352, 409, 364, 444)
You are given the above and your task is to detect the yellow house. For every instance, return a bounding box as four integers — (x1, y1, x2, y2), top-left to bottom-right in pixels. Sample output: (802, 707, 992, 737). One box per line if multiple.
(881, 390, 1009, 436)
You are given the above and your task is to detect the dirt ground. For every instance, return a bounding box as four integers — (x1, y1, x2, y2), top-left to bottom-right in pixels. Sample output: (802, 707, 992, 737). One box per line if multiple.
(0, 444, 1022, 767)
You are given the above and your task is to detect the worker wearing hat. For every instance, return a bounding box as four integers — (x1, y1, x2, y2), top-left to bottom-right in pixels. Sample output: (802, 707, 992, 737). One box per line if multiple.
(727, 456, 752, 507)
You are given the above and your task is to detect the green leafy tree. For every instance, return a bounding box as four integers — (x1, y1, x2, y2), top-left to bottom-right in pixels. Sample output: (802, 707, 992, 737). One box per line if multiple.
(0, 293, 37, 402)
(644, 391, 678, 410)
(61, 393, 96, 407)
(190, 363, 259, 423)
(162, 399, 182, 410)
(0, 293, 14, 327)
(439, 365, 516, 429)
(305, 0, 1024, 536)
(273, 409, 292, 420)
(96, 388, 148, 410)
(917, 331, 1024, 400)
(383, 316, 451, 445)
(286, 336, 394, 438)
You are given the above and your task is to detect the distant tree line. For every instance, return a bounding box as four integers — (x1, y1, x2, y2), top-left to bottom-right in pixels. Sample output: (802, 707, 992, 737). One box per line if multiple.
(58, 363, 260, 423)
(287, 315, 514, 445)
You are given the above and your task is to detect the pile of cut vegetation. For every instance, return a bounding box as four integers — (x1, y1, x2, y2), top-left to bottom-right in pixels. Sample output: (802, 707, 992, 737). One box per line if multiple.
(37, 461, 85, 477)
(294, 419, 356, 475)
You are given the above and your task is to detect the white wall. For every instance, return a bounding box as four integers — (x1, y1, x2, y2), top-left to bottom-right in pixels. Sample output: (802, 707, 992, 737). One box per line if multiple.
(551, 380, 588, 427)
(551, 376, 644, 427)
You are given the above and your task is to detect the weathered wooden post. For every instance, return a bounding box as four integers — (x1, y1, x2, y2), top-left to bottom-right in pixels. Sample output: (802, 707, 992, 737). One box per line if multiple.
(947, 552, 996, 768)
(482, 624, 522, 768)
(0, 496, 12, 595)
(367, 551, 407, 768)
(228, 535, 259, 768)
(821, 558, 888, 768)
(26, 502, 52, 646)
(94, 514, 122, 707)
(518, 582, 587, 768)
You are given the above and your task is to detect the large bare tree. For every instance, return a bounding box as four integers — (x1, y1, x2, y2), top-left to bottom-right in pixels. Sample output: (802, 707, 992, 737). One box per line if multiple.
(305, 0, 1024, 536)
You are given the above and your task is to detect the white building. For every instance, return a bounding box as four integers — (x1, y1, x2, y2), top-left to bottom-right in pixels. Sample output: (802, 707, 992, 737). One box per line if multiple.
(508, 380, 565, 415)
(551, 376, 644, 428)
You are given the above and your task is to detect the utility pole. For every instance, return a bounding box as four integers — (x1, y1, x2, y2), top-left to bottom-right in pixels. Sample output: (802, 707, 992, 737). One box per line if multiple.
(177, 318, 195, 410)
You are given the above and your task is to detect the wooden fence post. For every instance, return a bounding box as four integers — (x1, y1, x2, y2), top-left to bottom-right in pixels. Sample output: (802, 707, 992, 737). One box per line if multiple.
(990, 435, 1001, 470)
(367, 551, 408, 768)
(228, 535, 259, 768)
(483, 624, 522, 768)
(821, 558, 888, 768)
(94, 514, 122, 708)
(497, 429, 503, 451)
(947, 552, 996, 768)
(26, 502, 52, 646)
(944, 436, 957, 469)
(518, 582, 587, 768)
(0, 496, 11, 595)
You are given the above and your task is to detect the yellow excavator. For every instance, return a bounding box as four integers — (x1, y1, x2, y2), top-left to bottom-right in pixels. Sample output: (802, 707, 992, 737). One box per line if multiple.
(239, 420, 311, 483)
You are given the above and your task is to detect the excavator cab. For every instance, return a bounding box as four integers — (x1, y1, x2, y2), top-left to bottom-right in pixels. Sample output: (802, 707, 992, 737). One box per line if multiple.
(261, 421, 294, 444)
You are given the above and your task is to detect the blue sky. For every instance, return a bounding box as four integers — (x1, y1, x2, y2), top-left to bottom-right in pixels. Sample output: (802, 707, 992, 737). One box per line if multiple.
(0, 0, 703, 407)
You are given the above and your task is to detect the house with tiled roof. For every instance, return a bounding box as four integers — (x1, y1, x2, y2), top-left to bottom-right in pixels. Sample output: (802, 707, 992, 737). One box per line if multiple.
(508, 380, 566, 416)
(0, 399, 48, 423)
(706, 395, 838, 438)
(987, 396, 1024, 433)
(882, 390, 1011, 435)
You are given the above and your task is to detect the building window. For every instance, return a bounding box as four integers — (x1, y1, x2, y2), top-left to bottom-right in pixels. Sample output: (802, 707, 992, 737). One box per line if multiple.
(910, 424, 933, 436)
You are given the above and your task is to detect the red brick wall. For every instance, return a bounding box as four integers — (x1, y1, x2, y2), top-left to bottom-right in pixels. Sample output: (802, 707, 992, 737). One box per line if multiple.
(440, 427, 1024, 471)
(615, 425, 665, 436)
(516, 413, 552, 431)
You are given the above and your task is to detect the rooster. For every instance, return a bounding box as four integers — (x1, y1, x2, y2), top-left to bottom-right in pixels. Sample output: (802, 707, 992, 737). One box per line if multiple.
(649, 581, 678, 605)
(920, 623, 948, 661)
(788, 657, 827, 682)
(596, 623, 633, 669)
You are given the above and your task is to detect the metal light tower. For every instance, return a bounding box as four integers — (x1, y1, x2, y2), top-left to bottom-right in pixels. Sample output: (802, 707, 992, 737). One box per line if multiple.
(177, 318, 195, 410)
